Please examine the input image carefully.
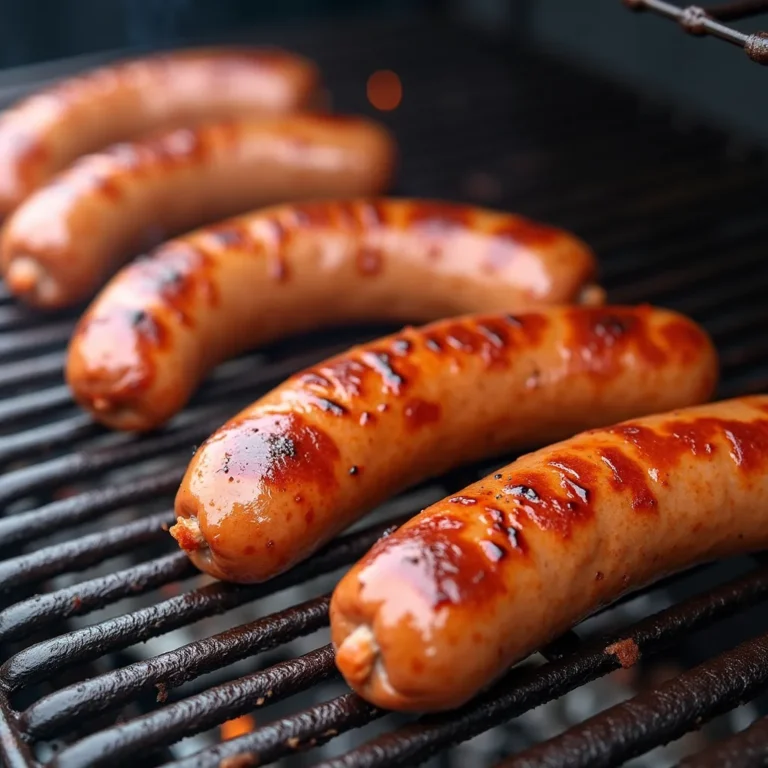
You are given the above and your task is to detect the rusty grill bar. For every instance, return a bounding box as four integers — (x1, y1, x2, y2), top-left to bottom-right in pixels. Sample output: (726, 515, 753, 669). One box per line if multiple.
(624, 0, 768, 63)
(2, 15, 768, 768)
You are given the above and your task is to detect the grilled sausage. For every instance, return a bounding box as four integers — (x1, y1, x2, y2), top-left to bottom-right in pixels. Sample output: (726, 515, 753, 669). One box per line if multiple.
(170, 305, 717, 584)
(66, 199, 605, 432)
(328, 395, 768, 713)
(1, 115, 395, 308)
(0, 47, 322, 218)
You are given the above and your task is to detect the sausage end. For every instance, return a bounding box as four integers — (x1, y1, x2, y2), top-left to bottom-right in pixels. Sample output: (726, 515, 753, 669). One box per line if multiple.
(335, 624, 379, 687)
(169, 515, 207, 552)
(5, 256, 64, 307)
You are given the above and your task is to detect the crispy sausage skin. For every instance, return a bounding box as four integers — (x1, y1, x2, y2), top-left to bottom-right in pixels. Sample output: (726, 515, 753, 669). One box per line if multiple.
(328, 395, 768, 713)
(171, 305, 717, 585)
(1, 115, 395, 308)
(66, 199, 604, 432)
(0, 47, 322, 217)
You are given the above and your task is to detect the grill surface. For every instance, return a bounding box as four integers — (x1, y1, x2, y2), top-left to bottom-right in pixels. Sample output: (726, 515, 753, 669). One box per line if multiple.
(2, 14, 768, 768)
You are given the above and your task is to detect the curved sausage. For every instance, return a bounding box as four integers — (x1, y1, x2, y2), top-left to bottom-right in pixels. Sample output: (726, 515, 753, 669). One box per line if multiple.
(1, 114, 395, 308)
(170, 305, 717, 584)
(329, 395, 768, 712)
(66, 199, 604, 432)
(0, 47, 322, 217)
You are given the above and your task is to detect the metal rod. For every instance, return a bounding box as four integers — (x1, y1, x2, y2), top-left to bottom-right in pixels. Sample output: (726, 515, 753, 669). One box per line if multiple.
(624, 0, 768, 62)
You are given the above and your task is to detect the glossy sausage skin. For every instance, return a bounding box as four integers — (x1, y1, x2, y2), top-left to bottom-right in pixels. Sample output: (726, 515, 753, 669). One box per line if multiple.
(66, 199, 604, 432)
(171, 305, 717, 584)
(0, 47, 321, 217)
(328, 395, 768, 712)
(1, 114, 396, 307)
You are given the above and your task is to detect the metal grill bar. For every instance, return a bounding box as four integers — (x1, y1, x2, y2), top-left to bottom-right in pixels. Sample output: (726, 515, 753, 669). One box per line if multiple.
(49, 646, 340, 768)
(0, 413, 101, 467)
(0, 467, 183, 549)
(0, 552, 196, 643)
(680, 714, 768, 766)
(0, 515, 407, 692)
(23, 595, 332, 741)
(0, 385, 74, 429)
(500, 633, 768, 768)
(165, 693, 382, 768)
(0, 350, 66, 391)
(0, 695, 36, 768)
(0, 511, 174, 595)
(0, 400, 283, 505)
(0, 323, 76, 361)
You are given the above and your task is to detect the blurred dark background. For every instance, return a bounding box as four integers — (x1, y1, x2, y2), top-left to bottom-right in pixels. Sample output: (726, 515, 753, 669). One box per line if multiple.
(0, 1, 766, 144)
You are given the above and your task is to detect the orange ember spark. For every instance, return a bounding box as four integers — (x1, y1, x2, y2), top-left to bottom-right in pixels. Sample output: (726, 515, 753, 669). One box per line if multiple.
(367, 70, 402, 111)
(221, 714, 256, 741)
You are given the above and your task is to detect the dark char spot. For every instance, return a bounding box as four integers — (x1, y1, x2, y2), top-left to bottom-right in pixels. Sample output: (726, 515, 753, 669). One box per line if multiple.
(505, 484, 540, 502)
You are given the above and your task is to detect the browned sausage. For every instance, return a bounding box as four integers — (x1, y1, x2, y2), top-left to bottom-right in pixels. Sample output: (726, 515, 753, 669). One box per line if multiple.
(0, 47, 322, 217)
(329, 395, 768, 712)
(1, 114, 396, 307)
(65, 199, 605, 432)
(170, 305, 717, 584)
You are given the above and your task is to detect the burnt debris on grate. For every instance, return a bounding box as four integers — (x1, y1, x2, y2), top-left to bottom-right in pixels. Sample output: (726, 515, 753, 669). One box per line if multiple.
(2, 15, 768, 768)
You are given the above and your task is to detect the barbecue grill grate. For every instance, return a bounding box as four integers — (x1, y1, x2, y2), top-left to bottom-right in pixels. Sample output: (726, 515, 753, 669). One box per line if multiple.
(2, 14, 768, 768)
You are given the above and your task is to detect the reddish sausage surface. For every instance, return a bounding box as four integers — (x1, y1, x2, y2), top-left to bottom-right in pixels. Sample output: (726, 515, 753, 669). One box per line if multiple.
(1, 114, 396, 307)
(0, 47, 321, 217)
(66, 199, 603, 432)
(171, 305, 717, 584)
(329, 395, 768, 713)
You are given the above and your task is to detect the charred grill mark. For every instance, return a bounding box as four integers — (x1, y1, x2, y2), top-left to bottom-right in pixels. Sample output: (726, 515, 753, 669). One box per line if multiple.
(599, 446, 658, 513)
(445, 327, 476, 352)
(218, 412, 340, 492)
(607, 416, 768, 475)
(479, 505, 527, 557)
(563, 307, 701, 379)
(299, 372, 332, 388)
(264, 218, 290, 282)
(361, 351, 405, 394)
(476, 322, 507, 348)
(505, 485, 540, 502)
(391, 338, 412, 355)
(131, 242, 219, 322)
(360, 513, 507, 608)
(128, 308, 166, 347)
(503, 455, 599, 538)
(209, 225, 250, 249)
(307, 395, 347, 416)
(310, 358, 367, 399)
(660, 318, 712, 365)
(355, 199, 386, 227)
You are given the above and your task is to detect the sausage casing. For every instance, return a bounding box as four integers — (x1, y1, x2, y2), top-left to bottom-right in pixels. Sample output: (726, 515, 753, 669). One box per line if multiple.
(1, 114, 395, 307)
(0, 47, 321, 217)
(329, 395, 768, 712)
(171, 305, 717, 584)
(66, 199, 603, 431)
